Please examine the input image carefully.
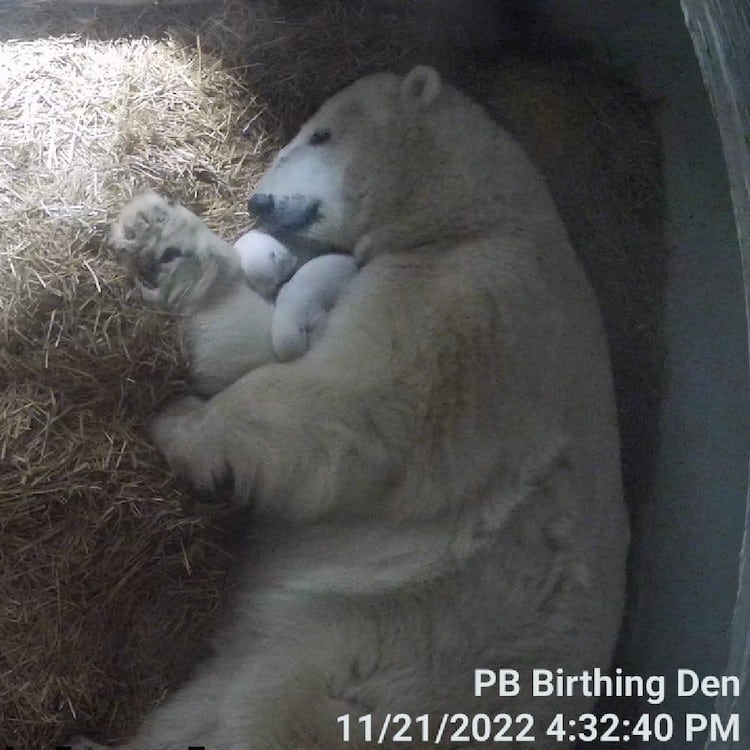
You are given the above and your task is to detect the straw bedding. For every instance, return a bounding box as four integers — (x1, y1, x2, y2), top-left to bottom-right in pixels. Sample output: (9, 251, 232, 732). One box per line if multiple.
(0, 1, 665, 746)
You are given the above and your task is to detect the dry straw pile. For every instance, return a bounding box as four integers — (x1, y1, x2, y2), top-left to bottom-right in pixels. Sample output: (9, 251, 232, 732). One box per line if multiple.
(0, 1, 664, 746)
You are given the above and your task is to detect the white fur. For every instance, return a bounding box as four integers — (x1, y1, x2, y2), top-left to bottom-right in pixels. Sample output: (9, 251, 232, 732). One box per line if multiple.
(233, 229, 299, 299)
(233, 230, 359, 361)
(82, 66, 629, 750)
(109, 192, 276, 394)
(271, 254, 358, 361)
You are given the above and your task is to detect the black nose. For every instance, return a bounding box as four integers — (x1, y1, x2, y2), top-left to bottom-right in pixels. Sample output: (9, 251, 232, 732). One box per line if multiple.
(247, 194, 322, 233)
(248, 193, 275, 219)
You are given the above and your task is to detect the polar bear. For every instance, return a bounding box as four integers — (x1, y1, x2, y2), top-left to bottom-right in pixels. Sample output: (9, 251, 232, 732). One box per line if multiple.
(233, 229, 299, 299)
(233, 229, 359, 361)
(269, 252, 359, 361)
(74, 66, 628, 749)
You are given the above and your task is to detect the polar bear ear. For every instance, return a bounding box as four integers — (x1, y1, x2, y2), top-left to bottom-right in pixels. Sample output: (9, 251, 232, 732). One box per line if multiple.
(400, 65, 441, 108)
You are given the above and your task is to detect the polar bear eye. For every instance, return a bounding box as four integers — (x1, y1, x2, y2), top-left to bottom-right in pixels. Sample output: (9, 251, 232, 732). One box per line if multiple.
(309, 129, 331, 146)
(161, 246, 182, 263)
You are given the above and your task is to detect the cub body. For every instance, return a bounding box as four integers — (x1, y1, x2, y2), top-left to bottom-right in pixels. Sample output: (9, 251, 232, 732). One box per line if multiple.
(234, 229, 299, 299)
(233, 229, 359, 361)
(270, 253, 358, 361)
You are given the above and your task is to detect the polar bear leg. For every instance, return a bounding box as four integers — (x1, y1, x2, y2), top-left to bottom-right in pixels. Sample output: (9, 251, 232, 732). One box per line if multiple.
(110, 192, 243, 310)
(111, 193, 277, 389)
(65, 737, 107, 750)
(149, 395, 231, 495)
(150, 356, 406, 515)
(66, 658, 227, 750)
(186, 285, 276, 395)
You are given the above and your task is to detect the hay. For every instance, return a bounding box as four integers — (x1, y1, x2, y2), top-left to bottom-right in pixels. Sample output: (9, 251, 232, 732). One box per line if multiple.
(0, 6, 258, 746)
(0, 1, 666, 746)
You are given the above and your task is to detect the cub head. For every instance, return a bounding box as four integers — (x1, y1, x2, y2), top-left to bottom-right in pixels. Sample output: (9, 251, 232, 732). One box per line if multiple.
(248, 65, 443, 254)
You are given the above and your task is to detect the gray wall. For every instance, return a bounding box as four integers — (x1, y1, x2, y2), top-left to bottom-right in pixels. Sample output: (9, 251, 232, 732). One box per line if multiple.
(534, 1, 750, 746)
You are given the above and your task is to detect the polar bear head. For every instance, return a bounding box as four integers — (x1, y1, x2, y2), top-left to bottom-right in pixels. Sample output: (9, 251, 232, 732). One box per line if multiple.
(249, 68, 436, 253)
(249, 65, 541, 259)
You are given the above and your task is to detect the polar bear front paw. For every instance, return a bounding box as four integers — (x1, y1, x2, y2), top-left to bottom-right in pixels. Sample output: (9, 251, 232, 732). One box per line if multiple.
(110, 192, 241, 310)
(151, 396, 235, 499)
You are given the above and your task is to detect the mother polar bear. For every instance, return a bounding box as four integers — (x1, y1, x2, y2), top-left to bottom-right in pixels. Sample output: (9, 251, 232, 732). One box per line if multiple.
(82, 66, 628, 749)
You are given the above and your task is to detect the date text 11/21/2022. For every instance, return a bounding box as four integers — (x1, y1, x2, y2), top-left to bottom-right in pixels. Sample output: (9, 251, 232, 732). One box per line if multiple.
(28, 710, 744, 748)
(336, 711, 741, 745)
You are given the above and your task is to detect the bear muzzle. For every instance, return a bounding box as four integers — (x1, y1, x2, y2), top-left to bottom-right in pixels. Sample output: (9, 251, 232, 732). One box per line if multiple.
(248, 192, 321, 233)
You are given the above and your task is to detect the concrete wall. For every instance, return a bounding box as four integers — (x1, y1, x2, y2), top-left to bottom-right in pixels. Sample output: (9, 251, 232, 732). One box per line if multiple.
(533, 1, 750, 746)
